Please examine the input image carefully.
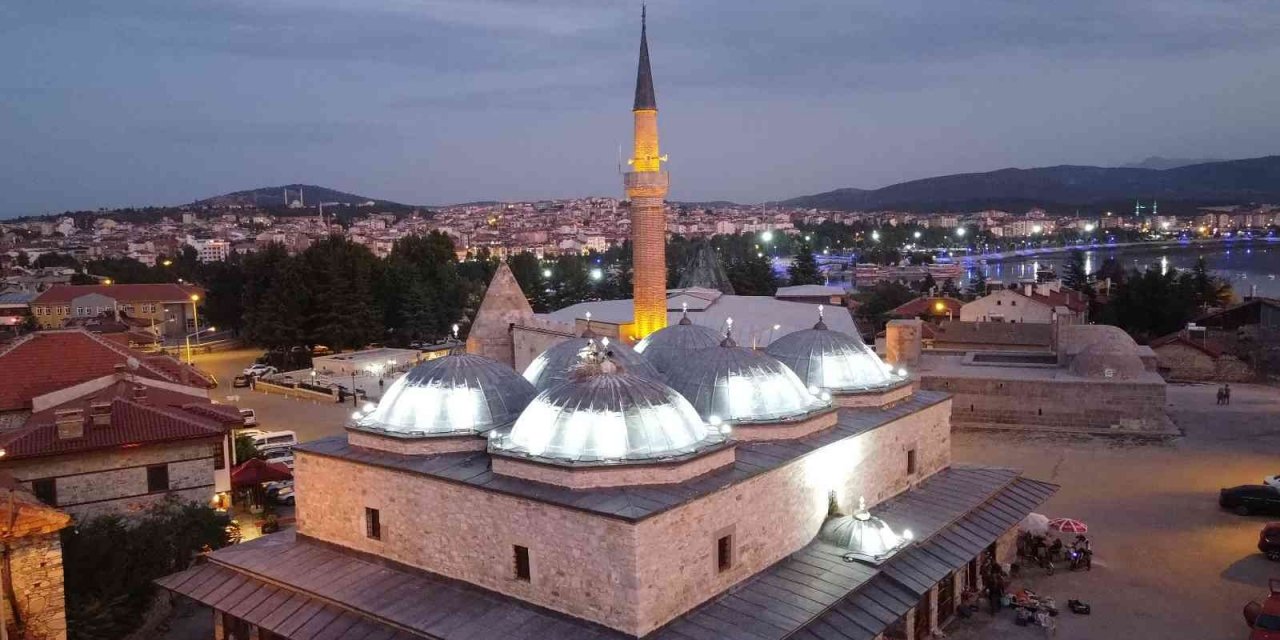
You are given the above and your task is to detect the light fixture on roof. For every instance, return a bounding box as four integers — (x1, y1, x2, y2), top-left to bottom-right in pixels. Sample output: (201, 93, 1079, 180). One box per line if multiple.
(351, 411, 363, 420)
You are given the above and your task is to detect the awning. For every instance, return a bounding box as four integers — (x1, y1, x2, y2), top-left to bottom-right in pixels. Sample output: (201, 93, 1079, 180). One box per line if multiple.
(230, 458, 293, 487)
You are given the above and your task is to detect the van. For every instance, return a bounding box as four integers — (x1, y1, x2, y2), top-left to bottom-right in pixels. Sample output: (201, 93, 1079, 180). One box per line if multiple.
(261, 447, 295, 469)
(249, 430, 297, 451)
(239, 409, 257, 426)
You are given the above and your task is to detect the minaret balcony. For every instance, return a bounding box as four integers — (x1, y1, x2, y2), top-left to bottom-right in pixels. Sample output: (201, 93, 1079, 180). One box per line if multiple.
(624, 171, 670, 197)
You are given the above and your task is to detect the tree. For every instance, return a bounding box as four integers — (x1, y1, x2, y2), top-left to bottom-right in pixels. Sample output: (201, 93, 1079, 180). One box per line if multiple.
(968, 270, 988, 298)
(507, 252, 550, 312)
(940, 278, 961, 298)
(1062, 250, 1093, 296)
(33, 252, 79, 269)
(247, 259, 309, 349)
(918, 272, 936, 294)
(854, 281, 916, 331)
(787, 242, 823, 286)
(727, 251, 778, 296)
(234, 434, 262, 464)
(15, 251, 29, 268)
(1095, 256, 1126, 288)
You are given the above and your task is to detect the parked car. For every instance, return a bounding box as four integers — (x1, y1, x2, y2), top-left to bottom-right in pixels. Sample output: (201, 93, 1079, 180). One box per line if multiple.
(311, 345, 333, 356)
(247, 430, 297, 451)
(1243, 579, 1280, 639)
(275, 485, 295, 506)
(264, 481, 293, 504)
(242, 363, 277, 377)
(1221, 485, 1280, 516)
(1261, 524, 1280, 561)
(1265, 475, 1280, 490)
(261, 447, 294, 469)
(239, 409, 257, 426)
(232, 375, 251, 388)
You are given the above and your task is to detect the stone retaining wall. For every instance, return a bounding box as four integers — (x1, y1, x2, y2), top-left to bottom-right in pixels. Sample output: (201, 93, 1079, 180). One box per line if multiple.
(921, 375, 1167, 431)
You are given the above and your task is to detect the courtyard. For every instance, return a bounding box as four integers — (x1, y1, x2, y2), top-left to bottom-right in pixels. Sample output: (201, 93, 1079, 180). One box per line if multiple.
(947, 382, 1280, 640)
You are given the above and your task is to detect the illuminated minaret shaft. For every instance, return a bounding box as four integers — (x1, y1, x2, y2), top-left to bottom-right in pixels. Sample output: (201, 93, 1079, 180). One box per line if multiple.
(625, 6, 669, 339)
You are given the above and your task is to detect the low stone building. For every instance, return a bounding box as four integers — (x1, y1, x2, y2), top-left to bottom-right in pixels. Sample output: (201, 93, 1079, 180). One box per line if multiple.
(0, 472, 72, 640)
(29, 284, 205, 341)
(1149, 331, 1253, 382)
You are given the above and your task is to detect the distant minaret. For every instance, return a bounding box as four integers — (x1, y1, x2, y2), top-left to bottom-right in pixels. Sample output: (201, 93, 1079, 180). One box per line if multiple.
(624, 6, 670, 340)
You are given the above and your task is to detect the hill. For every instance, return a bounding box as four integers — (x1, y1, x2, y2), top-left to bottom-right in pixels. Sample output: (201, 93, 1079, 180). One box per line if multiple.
(784, 156, 1280, 213)
(195, 184, 404, 208)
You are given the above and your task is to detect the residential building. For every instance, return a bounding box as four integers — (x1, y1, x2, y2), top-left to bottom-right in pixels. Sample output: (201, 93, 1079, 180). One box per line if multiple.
(29, 284, 204, 340)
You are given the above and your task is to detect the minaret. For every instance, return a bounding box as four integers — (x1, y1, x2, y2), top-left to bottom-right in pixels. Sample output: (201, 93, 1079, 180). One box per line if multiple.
(624, 6, 670, 339)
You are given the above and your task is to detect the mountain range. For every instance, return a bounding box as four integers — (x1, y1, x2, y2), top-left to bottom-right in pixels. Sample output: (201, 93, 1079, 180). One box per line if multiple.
(783, 155, 1280, 213)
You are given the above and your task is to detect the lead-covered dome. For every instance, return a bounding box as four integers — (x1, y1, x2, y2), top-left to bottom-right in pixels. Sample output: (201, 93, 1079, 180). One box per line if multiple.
(493, 351, 723, 464)
(665, 331, 831, 424)
(634, 315, 723, 376)
(354, 354, 535, 437)
(819, 498, 914, 564)
(524, 337, 661, 391)
(767, 315, 900, 393)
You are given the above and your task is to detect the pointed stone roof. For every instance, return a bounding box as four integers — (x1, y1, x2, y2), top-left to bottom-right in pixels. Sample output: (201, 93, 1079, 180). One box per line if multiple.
(633, 6, 657, 111)
(466, 263, 534, 366)
(677, 243, 735, 294)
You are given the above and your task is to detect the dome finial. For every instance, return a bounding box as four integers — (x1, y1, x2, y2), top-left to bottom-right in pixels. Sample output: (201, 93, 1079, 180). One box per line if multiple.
(721, 317, 737, 347)
(855, 496, 870, 521)
(582, 311, 597, 337)
(678, 301, 691, 325)
(814, 304, 828, 330)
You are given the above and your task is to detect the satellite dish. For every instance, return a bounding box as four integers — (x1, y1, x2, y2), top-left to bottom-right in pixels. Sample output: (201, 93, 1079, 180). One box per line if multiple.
(126, 357, 140, 370)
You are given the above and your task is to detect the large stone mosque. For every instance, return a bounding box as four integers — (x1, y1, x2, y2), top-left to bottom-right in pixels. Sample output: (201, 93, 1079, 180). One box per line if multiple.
(161, 12, 1056, 640)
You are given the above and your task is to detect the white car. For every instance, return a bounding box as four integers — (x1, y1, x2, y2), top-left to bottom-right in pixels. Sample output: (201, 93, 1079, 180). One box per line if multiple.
(261, 447, 294, 469)
(1265, 475, 1280, 490)
(242, 364, 277, 377)
(239, 409, 257, 426)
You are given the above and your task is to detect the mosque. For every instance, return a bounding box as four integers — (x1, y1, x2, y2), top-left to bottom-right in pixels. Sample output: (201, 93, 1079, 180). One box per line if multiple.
(160, 12, 1055, 640)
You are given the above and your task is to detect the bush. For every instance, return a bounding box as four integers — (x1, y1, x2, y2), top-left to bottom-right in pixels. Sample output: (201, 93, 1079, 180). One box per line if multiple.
(63, 497, 232, 640)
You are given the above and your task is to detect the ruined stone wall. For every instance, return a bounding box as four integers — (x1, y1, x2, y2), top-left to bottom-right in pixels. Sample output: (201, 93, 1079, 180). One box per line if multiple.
(1155, 343, 1255, 382)
(632, 400, 952, 634)
(3, 533, 67, 640)
(511, 327, 573, 375)
(2, 439, 218, 519)
(294, 453, 641, 634)
(922, 375, 1167, 431)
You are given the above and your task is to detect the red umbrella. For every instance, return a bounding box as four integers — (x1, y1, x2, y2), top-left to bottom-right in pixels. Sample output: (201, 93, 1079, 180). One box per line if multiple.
(1048, 518, 1087, 534)
(230, 458, 293, 487)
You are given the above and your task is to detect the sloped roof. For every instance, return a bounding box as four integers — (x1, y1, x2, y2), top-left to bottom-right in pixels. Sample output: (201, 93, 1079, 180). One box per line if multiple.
(31, 283, 203, 305)
(677, 244, 734, 294)
(0, 472, 71, 537)
(1149, 332, 1224, 358)
(887, 296, 965, 319)
(0, 329, 214, 411)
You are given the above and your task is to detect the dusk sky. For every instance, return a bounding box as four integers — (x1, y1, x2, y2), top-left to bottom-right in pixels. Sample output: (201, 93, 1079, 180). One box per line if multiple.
(2, 0, 1278, 216)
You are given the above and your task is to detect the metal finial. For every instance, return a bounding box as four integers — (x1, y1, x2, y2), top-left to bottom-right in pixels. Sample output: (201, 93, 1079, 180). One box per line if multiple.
(679, 301, 691, 325)
(451, 324, 459, 340)
(818, 304, 825, 318)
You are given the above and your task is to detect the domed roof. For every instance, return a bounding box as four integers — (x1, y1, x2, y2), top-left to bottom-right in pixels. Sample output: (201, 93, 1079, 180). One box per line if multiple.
(766, 312, 900, 393)
(493, 346, 723, 463)
(524, 336, 661, 391)
(354, 353, 536, 436)
(633, 313, 723, 376)
(1069, 332, 1146, 380)
(664, 327, 831, 424)
(819, 497, 913, 563)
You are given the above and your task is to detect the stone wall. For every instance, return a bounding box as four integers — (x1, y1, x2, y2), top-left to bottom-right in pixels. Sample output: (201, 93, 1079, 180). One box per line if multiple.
(295, 399, 952, 637)
(1154, 343, 1255, 382)
(2, 439, 219, 519)
(512, 326, 573, 375)
(490, 445, 736, 489)
(3, 533, 67, 640)
(632, 400, 952, 634)
(922, 375, 1167, 432)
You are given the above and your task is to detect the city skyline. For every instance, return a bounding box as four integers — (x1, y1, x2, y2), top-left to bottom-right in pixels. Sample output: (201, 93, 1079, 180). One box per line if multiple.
(3, 1, 1280, 217)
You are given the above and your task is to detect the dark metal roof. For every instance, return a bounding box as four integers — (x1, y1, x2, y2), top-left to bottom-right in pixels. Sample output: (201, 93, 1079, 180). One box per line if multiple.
(157, 466, 1055, 640)
(295, 391, 951, 523)
(633, 6, 656, 111)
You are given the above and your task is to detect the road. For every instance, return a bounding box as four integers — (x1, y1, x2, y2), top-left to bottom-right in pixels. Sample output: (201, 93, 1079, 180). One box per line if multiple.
(948, 382, 1280, 640)
(192, 348, 352, 444)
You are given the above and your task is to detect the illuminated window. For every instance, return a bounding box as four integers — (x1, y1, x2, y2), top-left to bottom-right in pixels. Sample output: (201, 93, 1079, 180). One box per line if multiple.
(907, 449, 918, 475)
(365, 508, 381, 540)
(514, 545, 531, 581)
(717, 535, 734, 572)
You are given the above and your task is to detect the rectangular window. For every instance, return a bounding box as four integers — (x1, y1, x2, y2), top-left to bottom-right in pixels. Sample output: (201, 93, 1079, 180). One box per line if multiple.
(146, 464, 170, 492)
(213, 442, 225, 470)
(907, 448, 918, 475)
(32, 478, 56, 506)
(717, 535, 734, 572)
(365, 508, 381, 540)
(513, 545, 531, 581)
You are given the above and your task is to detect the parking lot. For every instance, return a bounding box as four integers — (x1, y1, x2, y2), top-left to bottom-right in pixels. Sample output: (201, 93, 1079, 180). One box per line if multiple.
(947, 383, 1280, 639)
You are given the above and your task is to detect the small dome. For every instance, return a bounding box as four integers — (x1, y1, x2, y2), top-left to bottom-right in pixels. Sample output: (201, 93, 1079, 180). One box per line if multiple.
(355, 354, 535, 436)
(766, 317, 899, 393)
(819, 499, 913, 563)
(634, 317, 723, 376)
(1070, 335, 1145, 380)
(524, 337, 661, 391)
(665, 334, 831, 424)
(493, 369, 722, 464)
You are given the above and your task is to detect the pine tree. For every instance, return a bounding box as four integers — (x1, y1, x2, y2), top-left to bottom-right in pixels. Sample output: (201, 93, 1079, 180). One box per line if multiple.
(918, 273, 936, 294)
(1062, 250, 1092, 296)
(968, 270, 988, 298)
(787, 242, 823, 286)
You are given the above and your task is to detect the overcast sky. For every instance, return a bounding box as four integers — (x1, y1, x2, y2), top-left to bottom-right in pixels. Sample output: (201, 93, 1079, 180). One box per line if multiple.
(2, 0, 1278, 216)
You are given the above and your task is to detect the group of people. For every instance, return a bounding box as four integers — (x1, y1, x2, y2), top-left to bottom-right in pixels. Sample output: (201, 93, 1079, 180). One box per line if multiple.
(1216, 384, 1233, 405)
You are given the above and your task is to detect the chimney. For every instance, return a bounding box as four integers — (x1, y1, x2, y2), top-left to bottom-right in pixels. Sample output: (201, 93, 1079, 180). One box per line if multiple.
(89, 402, 112, 427)
(1023, 283, 1032, 297)
(133, 385, 148, 403)
(55, 408, 85, 440)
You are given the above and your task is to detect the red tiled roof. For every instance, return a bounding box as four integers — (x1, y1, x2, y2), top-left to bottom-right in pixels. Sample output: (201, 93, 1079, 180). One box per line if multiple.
(888, 296, 966, 318)
(31, 283, 203, 305)
(1149, 332, 1224, 358)
(0, 396, 226, 461)
(0, 330, 213, 412)
(1028, 287, 1090, 313)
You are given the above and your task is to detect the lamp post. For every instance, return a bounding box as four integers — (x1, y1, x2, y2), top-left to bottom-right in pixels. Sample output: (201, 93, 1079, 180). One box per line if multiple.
(351, 372, 358, 407)
(189, 293, 201, 342)
(184, 327, 215, 364)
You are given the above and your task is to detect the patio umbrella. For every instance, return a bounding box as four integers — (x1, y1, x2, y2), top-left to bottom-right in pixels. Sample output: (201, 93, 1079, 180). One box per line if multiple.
(230, 458, 293, 487)
(1019, 513, 1050, 535)
(1048, 518, 1088, 534)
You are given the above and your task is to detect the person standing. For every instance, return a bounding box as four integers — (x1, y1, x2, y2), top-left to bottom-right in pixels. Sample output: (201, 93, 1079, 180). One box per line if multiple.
(1225, 384, 1232, 405)
(1217, 386, 1224, 405)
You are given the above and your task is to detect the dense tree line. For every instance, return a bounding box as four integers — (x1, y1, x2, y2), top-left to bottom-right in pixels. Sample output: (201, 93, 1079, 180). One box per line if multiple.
(1094, 257, 1232, 342)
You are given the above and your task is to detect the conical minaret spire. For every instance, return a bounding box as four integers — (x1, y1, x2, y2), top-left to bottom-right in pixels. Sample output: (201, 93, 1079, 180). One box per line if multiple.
(624, 5, 670, 340)
(634, 6, 656, 110)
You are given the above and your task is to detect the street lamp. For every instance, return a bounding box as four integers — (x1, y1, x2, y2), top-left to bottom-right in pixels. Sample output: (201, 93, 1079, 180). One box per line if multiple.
(871, 231, 880, 241)
(589, 268, 603, 281)
(542, 268, 552, 279)
(955, 227, 966, 237)
(913, 231, 921, 240)
(184, 327, 216, 364)
(189, 293, 201, 338)
(761, 230, 774, 243)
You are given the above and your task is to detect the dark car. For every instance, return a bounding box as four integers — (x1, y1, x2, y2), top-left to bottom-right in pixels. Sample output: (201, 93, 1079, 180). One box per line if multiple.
(1261, 524, 1280, 561)
(1221, 485, 1280, 516)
